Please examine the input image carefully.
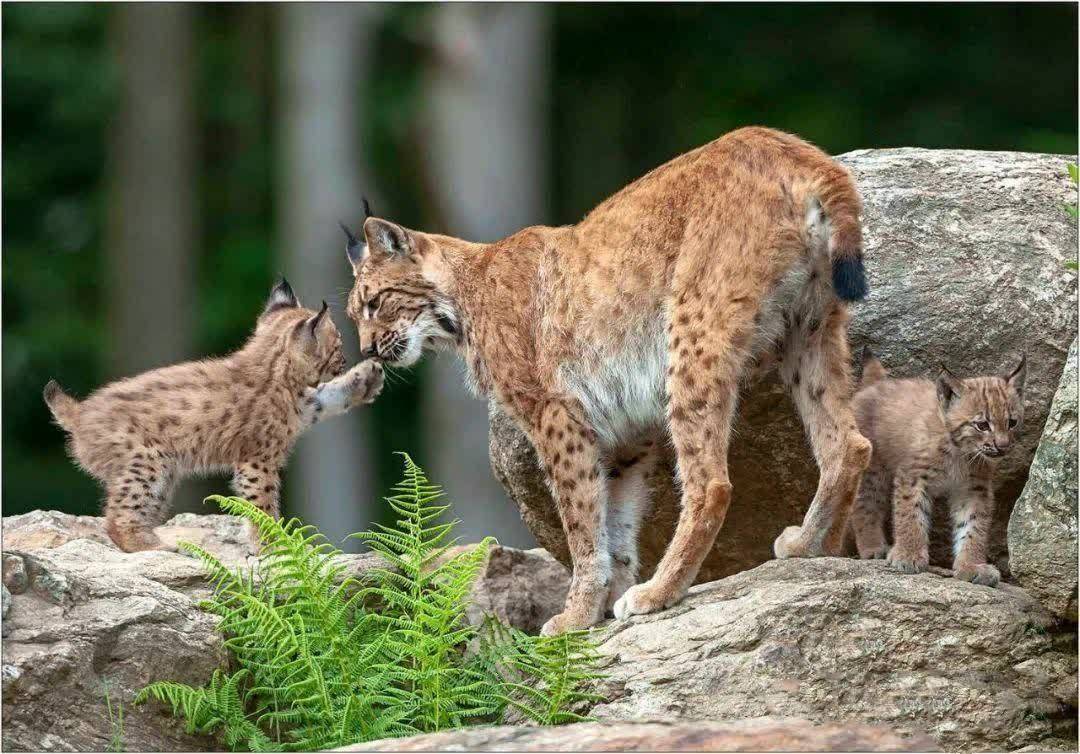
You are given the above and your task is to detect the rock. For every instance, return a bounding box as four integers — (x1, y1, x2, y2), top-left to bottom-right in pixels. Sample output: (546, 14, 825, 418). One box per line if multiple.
(490, 149, 1078, 580)
(467, 546, 569, 634)
(591, 557, 1077, 752)
(1009, 338, 1078, 622)
(2, 510, 114, 551)
(0, 509, 568, 750)
(0, 540, 225, 751)
(341, 718, 937, 752)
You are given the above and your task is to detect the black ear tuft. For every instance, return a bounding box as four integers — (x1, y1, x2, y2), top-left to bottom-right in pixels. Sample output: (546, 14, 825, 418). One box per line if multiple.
(362, 196, 373, 219)
(264, 277, 299, 315)
(1007, 353, 1027, 394)
(936, 366, 964, 407)
(832, 255, 868, 302)
(308, 300, 330, 337)
(340, 221, 365, 266)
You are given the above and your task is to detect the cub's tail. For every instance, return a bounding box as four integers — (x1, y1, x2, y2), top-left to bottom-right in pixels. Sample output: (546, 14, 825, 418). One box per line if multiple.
(43, 380, 80, 432)
(858, 347, 887, 389)
(815, 164, 868, 302)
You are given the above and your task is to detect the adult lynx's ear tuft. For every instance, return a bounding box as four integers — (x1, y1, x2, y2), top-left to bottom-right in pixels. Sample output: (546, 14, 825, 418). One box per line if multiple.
(264, 277, 300, 315)
(340, 221, 366, 267)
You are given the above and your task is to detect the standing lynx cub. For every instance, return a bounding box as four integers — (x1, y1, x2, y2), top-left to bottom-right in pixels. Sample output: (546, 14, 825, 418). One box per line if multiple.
(849, 350, 1027, 586)
(344, 126, 871, 633)
(44, 280, 384, 552)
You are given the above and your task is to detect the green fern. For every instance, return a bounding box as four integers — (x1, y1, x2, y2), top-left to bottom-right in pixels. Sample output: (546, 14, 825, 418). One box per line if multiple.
(475, 618, 606, 726)
(137, 453, 605, 751)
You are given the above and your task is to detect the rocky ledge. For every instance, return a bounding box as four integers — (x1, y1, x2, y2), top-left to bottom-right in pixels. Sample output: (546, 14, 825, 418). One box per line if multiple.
(3, 510, 1076, 752)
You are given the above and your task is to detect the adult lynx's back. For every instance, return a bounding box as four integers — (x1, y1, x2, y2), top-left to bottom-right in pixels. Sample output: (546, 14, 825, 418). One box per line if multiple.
(344, 126, 872, 633)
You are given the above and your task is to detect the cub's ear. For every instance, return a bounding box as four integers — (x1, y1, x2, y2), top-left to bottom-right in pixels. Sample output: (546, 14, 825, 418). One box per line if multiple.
(364, 217, 413, 258)
(263, 277, 300, 316)
(295, 301, 331, 350)
(936, 366, 964, 408)
(1006, 353, 1027, 396)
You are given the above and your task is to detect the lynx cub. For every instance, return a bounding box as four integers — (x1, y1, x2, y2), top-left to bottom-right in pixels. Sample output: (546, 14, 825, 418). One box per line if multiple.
(44, 280, 384, 552)
(849, 349, 1026, 586)
(343, 127, 872, 633)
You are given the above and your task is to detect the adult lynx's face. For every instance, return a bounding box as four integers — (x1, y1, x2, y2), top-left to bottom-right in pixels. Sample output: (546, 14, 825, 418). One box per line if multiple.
(343, 217, 461, 368)
(937, 356, 1027, 459)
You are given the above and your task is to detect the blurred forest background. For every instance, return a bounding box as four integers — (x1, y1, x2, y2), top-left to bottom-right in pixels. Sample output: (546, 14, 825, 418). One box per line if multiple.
(4, 3, 1077, 550)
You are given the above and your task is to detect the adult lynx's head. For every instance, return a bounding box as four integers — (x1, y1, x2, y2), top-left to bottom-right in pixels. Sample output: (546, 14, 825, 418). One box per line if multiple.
(937, 355, 1027, 459)
(256, 279, 347, 385)
(342, 208, 462, 367)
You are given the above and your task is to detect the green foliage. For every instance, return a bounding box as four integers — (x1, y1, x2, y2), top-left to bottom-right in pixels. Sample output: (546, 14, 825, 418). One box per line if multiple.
(477, 618, 606, 726)
(103, 679, 126, 753)
(137, 454, 605, 751)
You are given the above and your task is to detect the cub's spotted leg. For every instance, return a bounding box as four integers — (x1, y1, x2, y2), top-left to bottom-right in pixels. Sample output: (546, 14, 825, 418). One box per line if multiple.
(950, 475, 999, 587)
(615, 293, 753, 619)
(104, 462, 176, 552)
(774, 304, 871, 558)
(886, 469, 931, 574)
(850, 468, 891, 559)
(230, 461, 283, 520)
(603, 441, 658, 614)
(527, 399, 609, 635)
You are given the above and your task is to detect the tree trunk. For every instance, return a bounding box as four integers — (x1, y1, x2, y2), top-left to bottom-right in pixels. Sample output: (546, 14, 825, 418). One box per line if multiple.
(422, 4, 551, 547)
(277, 4, 381, 546)
(106, 3, 197, 378)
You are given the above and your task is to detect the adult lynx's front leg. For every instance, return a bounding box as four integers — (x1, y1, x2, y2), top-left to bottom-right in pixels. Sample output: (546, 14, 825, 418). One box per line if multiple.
(524, 399, 610, 636)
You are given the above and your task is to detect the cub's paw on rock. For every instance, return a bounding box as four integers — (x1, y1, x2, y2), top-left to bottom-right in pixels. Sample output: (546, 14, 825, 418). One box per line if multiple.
(887, 546, 929, 574)
(953, 562, 1001, 587)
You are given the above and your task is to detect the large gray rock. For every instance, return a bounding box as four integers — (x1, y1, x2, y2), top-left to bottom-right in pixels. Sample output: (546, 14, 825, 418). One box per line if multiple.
(1009, 338, 1078, 622)
(342, 718, 937, 752)
(591, 557, 1077, 752)
(490, 149, 1078, 581)
(0, 510, 567, 750)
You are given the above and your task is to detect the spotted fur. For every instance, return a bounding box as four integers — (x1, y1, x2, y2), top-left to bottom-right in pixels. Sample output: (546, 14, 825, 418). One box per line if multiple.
(44, 280, 383, 552)
(849, 350, 1027, 587)
(345, 126, 872, 632)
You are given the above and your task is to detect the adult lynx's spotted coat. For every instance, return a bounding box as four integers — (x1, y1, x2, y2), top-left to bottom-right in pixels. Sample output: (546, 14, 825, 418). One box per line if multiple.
(345, 127, 871, 633)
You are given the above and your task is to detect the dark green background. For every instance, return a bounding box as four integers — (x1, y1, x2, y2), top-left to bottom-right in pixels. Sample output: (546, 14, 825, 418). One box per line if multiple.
(4, 3, 1077, 518)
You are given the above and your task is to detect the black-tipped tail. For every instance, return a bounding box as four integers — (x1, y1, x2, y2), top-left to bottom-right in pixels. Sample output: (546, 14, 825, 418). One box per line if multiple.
(831, 254, 868, 302)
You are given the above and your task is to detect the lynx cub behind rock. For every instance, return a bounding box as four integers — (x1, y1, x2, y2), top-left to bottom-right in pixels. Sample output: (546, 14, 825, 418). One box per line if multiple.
(849, 349, 1026, 587)
(44, 280, 384, 552)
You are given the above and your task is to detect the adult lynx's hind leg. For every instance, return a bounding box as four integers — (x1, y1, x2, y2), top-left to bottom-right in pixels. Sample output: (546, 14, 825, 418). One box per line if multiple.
(774, 304, 871, 559)
(614, 280, 755, 619)
(603, 441, 659, 614)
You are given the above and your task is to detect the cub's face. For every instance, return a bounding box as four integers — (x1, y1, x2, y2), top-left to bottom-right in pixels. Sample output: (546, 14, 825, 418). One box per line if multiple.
(344, 217, 460, 368)
(938, 356, 1026, 459)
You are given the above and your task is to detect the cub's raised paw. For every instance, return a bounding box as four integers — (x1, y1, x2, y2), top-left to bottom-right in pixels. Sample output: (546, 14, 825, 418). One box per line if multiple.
(887, 546, 929, 574)
(954, 562, 1000, 588)
(348, 361, 384, 405)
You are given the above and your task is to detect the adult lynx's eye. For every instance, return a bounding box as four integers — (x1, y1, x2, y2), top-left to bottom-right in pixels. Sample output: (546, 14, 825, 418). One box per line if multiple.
(973, 420, 991, 432)
(1008, 418, 1018, 429)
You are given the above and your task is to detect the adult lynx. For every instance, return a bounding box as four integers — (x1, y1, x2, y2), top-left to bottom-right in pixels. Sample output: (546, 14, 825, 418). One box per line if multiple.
(344, 127, 871, 633)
